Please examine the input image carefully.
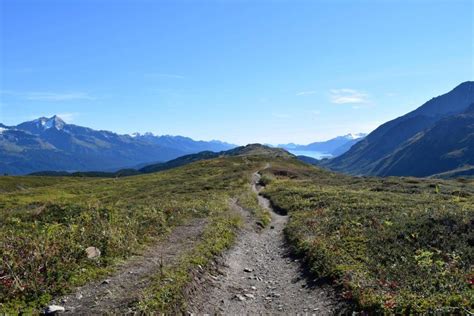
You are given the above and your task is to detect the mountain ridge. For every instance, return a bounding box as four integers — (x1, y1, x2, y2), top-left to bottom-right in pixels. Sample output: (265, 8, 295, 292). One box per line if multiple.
(0, 116, 236, 175)
(324, 81, 474, 177)
(29, 144, 293, 177)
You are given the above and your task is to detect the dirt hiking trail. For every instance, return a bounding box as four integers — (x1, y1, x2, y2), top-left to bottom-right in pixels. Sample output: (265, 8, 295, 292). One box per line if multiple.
(49, 218, 208, 314)
(48, 166, 343, 315)
(188, 169, 342, 315)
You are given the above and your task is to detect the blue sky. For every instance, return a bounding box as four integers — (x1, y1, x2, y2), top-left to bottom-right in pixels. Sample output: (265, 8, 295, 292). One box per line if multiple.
(1, 0, 472, 145)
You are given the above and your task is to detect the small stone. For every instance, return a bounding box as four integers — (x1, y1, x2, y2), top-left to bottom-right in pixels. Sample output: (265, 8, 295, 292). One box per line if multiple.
(270, 225, 275, 229)
(102, 279, 110, 285)
(44, 305, 65, 314)
(235, 294, 246, 301)
(243, 268, 253, 273)
(244, 293, 255, 299)
(313, 308, 319, 311)
(76, 293, 83, 300)
(85, 246, 101, 259)
(250, 286, 257, 290)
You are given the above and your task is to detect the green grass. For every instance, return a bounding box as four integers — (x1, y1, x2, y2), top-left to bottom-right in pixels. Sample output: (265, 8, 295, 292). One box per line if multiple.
(260, 160, 474, 313)
(237, 187, 271, 228)
(0, 156, 267, 314)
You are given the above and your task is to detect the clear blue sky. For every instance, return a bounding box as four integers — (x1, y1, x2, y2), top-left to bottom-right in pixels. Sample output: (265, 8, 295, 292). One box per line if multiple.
(1, 0, 472, 145)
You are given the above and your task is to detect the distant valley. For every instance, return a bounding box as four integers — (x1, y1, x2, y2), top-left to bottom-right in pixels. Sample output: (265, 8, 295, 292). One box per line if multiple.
(278, 133, 366, 159)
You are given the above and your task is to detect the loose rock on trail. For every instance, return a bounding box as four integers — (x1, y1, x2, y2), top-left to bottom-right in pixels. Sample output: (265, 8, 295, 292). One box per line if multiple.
(188, 170, 343, 314)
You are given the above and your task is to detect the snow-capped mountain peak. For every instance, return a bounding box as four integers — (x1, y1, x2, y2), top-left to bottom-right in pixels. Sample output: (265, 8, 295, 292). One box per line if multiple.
(34, 115, 66, 130)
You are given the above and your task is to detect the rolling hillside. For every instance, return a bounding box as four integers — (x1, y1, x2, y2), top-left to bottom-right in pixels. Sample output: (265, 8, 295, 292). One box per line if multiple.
(1, 146, 472, 314)
(29, 144, 292, 177)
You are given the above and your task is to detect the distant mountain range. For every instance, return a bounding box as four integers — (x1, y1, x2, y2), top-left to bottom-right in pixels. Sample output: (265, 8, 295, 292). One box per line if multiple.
(279, 133, 367, 157)
(0, 116, 235, 175)
(30, 144, 292, 178)
(324, 81, 474, 177)
(3, 82, 472, 178)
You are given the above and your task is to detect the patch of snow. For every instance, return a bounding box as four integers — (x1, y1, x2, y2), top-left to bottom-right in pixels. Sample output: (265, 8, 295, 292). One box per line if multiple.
(44, 118, 55, 129)
(33, 117, 47, 128)
(36, 116, 66, 130)
(345, 133, 366, 140)
(0, 127, 8, 134)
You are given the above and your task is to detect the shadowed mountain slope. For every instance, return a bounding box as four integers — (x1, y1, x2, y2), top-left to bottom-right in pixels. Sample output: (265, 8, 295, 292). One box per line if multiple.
(324, 81, 474, 177)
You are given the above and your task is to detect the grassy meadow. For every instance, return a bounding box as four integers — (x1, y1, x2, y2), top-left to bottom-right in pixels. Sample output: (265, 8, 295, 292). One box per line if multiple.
(0, 156, 268, 313)
(1, 150, 472, 314)
(260, 159, 474, 313)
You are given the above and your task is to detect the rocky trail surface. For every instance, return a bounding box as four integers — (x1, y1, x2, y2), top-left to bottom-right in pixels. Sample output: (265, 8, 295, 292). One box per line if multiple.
(188, 169, 342, 315)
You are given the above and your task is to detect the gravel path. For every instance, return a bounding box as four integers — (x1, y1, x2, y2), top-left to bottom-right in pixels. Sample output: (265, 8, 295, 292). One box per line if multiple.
(188, 170, 341, 315)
